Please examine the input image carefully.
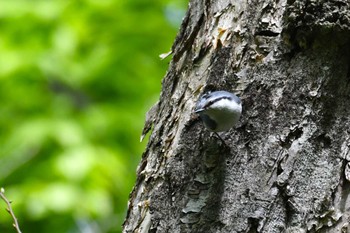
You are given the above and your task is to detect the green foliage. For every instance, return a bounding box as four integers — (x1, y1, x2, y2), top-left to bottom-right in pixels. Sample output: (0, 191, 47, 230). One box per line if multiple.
(0, 1, 187, 232)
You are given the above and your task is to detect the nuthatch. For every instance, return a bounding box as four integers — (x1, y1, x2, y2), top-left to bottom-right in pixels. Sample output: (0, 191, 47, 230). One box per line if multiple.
(195, 91, 242, 132)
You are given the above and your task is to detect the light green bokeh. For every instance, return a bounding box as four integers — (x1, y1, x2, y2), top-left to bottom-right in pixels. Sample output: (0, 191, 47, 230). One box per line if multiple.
(0, 1, 187, 232)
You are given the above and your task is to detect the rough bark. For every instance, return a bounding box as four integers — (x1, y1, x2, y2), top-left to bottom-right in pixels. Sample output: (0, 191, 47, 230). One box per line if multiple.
(123, 0, 350, 232)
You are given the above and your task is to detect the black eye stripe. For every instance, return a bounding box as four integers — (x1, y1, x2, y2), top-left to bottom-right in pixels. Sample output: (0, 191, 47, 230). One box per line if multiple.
(203, 96, 232, 109)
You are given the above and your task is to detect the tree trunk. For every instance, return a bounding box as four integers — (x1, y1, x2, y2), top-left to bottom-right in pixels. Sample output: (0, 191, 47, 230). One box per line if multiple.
(123, 0, 350, 232)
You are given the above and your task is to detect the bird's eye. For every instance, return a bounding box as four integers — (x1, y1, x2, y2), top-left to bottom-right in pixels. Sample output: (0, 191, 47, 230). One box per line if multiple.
(206, 100, 214, 107)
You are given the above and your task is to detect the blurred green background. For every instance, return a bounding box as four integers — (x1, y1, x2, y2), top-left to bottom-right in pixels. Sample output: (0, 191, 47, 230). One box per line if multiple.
(0, 1, 186, 232)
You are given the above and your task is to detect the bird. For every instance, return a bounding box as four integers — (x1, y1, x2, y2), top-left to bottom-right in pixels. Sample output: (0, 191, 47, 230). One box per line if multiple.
(195, 90, 242, 132)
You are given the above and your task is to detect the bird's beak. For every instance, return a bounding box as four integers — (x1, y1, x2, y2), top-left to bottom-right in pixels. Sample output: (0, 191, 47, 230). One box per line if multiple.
(195, 108, 204, 113)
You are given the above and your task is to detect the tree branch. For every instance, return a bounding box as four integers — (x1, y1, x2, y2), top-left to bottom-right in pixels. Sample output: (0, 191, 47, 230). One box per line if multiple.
(0, 188, 22, 233)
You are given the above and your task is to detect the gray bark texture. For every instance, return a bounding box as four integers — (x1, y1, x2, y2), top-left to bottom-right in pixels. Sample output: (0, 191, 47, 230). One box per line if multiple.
(123, 0, 350, 232)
